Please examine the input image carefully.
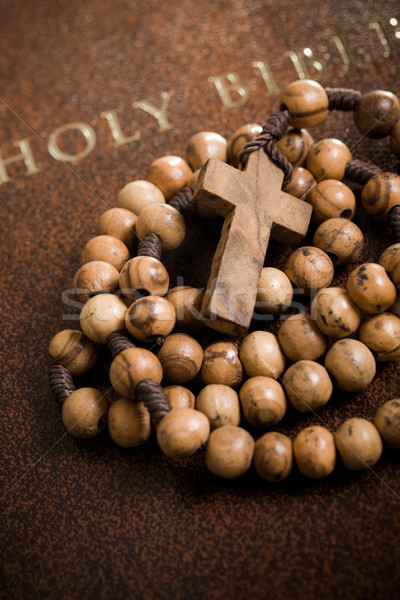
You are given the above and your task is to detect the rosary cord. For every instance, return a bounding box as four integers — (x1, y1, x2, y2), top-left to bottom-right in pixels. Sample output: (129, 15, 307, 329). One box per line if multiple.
(325, 88, 362, 111)
(169, 186, 196, 215)
(137, 233, 163, 260)
(49, 364, 75, 407)
(345, 159, 383, 185)
(107, 330, 136, 358)
(135, 378, 172, 425)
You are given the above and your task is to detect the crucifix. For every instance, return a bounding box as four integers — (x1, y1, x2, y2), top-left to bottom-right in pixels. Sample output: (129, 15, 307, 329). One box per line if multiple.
(193, 149, 313, 337)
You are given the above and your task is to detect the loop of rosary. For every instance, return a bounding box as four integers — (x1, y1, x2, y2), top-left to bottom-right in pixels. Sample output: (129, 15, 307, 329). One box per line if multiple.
(48, 78, 400, 482)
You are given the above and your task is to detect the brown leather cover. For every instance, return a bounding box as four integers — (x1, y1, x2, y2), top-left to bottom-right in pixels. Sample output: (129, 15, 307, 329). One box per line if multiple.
(1, 1, 400, 598)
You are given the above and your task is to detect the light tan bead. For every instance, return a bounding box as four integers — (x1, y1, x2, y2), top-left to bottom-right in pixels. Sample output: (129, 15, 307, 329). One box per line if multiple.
(157, 333, 203, 384)
(239, 376, 286, 428)
(227, 123, 263, 167)
(119, 256, 169, 300)
(307, 180, 356, 224)
(239, 331, 285, 379)
(325, 339, 376, 392)
(284, 246, 334, 294)
(205, 426, 255, 479)
(156, 407, 210, 459)
(276, 128, 314, 167)
(165, 286, 204, 333)
(108, 398, 151, 448)
(282, 360, 332, 413)
(201, 341, 243, 388)
(347, 262, 397, 313)
(80, 293, 127, 344)
(278, 313, 328, 362)
(117, 180, 165, 214)
(136, 204, 186, 252)
(253, 432, 293, 482)
(354, 90, 400, 138)
(147, 155, 192, 200)
(358, 312, 400, 361)
(186, 131, 228, 171)
(313, 218, 364, 265)
(335, 418, 382, 471)
(62, 388, 109, 438)
(196, 384, 241, 429)
(96, 208, 137, 251)
(374, 399, 400, 449)
(379, 243, 400, 272)
(279, 80, 329, 128)
(282, 167, 316, 200)
(125, 296, 176, 342)
(293, 426, 336, 479)
(163, 385, 195, 409)
(255, 267, 293, 315)
(49, 329, 97, 376)
(361, 173, 400, 220)
(307, 139, 352, 181)
(81, 235, 130, 271)
(390, 120, 400, 156)
(109, 347, 163, 398)
(73, 261, 120, 304)
(311, 287, 362, 338)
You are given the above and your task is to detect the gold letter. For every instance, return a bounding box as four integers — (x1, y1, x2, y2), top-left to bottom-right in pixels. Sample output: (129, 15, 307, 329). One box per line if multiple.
(210, 73, 250, 110)
(253, 60, 280, 94)
(286, 48, 326, 80)
(101, 109, 141, 147)
(48, 122, 96, 162)
(132, 90, 174, 132)
(0, 138, 40, 185)
(332, 36, 354, 68)
(369, 22, 392, 57)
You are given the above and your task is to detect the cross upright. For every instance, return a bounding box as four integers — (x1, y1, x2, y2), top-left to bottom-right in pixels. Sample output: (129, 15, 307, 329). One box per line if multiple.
(193, 148, 313, 337)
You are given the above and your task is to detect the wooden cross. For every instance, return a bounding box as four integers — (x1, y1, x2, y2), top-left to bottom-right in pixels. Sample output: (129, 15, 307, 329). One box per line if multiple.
(193, 149, 313, 337)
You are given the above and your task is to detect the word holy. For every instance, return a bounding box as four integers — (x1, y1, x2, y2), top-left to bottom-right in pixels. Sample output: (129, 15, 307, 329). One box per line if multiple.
(0, 17, 398, 187)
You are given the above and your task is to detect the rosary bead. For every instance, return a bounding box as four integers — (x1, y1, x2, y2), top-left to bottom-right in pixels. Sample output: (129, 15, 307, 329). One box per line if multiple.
(379, 243, 400, 272)
(284, 246, 334, 294)
(374, 399, 400, 449)
(293, 426, 336, 479)
(188, 168, 200, 190)
(306, 139, 352, 181)
(390, 120, 400, 156)
(165, 286, 204, 333)
(80, 293, 127, 344)
(358, 312, 400, 361)
(196, 384, 241, 429)
(119, 256, 169, 300)
(313, 218, 363, 265)
(108, 398, 151, 448)
(276, 127, 314, 167)
(147, 155, 192, 200)
(81, 235, 130, 271)
(227, 123, 262, 167)
(255, 267, 293, 315)
(253, 432, 293, 482)
(390, 293, 400, 317)
(186, 131, 228, 171)
(347, 263, 397, 313)
(311, 287, 362, 338)
(278, 314, 328, 362)
(279, 80, 329, 129)
(157, 333, 203, 384)
(354, 90, 400, 138)
(117, 180, 165, 214)
(325, 339, 376, 392)
(73, 260, 120, 304)
(136, 204, 186, 251)
(49, 329, 97, 376)
(96, 208, 137, 251)
(201, 341, 243, 388)
(282, 166, 316, 200)
(361, 173, 400, 219)
(335, 418, 382, 471)
(62, 388, 109, 438)
(205, 425, 255, 479)
(239, 376, 286, 428)
(125, 296, 176, 342)
(307, 180, 356, 225)
(164, 385, 195, 409)
(390, 262, 400, 291)
(156, 407, 210, 459)
(109, 347, 163, 397)
(282, 360, 332, 413)
(239, 331, 285, 379)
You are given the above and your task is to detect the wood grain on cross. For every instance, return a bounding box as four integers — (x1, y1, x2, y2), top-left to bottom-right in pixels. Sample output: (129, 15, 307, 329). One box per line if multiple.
(193, 149, 313, 337)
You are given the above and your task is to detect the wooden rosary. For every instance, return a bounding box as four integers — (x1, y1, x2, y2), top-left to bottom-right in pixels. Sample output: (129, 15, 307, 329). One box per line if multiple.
(49, 79, 400, 481)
